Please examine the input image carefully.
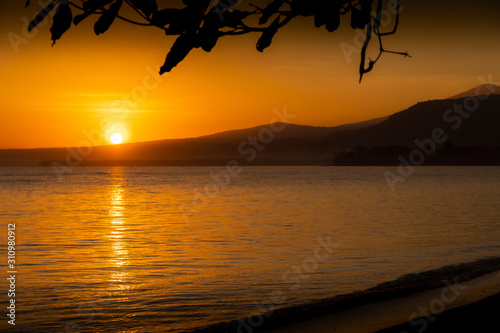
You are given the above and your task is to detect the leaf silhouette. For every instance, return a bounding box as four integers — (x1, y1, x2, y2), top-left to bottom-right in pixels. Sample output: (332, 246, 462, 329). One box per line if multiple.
(29, 0, 56, 32)
(256, 16, 281, 52)
(314, 3, 341, 32)
(153, 6, 204, 35)
(94, 0, 123, 35)
(151, 8, 180, 27)
(182, 0, 211, 12)
(198, 12, 220, 52)
(160, 34, 196, 74)
(82, 0, 114, 11)
(351, 0, 372, 29)
(74, 12, 92, 26)
(23, 0, 409, 79)
(259, 0, 285, 25)
(223, 10, 251, 28)
(128, 0, 158, 17)
(74, 0, 114, 26)
(50, 3, 73, 46)
(290, 0, 320, 17)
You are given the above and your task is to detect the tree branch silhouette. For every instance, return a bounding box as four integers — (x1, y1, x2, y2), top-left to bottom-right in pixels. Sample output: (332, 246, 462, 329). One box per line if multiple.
(26, 0, 410, 81)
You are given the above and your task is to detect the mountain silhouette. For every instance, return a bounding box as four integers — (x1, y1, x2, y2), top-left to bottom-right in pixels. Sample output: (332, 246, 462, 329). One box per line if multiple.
(447, 84, 500, 100)
(319, 94, 500, 151)
(1, 85, 499, 166)
(0, 117, 387, 166)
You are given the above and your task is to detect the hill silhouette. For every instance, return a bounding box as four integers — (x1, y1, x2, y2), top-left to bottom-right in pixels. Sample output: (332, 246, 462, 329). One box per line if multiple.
(319, 94, 500, 151)
(447, 84, 500, 100)
(0, 117, 386, 167)
(1, 85, 499, 167)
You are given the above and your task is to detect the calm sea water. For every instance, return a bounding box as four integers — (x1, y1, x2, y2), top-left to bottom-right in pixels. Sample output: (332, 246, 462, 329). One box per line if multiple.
(0, 166, 499, 332)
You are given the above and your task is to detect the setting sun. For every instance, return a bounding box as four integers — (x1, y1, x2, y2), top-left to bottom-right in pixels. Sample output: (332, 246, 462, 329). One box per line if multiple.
(1, 1, 500, 332)
(110, 133, 123, 145)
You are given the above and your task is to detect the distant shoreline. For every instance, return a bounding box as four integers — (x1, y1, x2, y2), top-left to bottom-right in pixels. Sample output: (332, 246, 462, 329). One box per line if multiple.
(35, 159, 331, 167)
(0, 159, 499, 167)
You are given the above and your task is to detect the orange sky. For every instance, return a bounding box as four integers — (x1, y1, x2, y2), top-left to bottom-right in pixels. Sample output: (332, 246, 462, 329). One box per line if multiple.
(0, 0, 499, 148)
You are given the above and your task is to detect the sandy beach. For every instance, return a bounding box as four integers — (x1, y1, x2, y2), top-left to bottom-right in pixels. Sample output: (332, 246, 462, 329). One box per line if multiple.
(376, 291, 500, 332)
(190, 258, 500, 333)
(263, 269, 500, 333)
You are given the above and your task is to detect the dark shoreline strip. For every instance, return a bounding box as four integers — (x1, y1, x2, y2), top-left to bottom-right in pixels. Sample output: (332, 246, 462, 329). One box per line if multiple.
(185, 256, 500, 333)
(375, 291, 500, 333)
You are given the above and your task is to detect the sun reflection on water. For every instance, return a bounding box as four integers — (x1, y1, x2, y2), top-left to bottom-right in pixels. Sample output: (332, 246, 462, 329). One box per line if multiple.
(107, 167, 132, 287)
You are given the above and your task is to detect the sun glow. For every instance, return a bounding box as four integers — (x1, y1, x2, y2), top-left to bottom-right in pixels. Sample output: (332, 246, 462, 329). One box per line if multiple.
(111, 133, 123, 145)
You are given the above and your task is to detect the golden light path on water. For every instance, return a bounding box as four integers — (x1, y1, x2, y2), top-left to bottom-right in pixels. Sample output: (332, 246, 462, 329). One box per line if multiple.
(108, 168, 132, 287)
